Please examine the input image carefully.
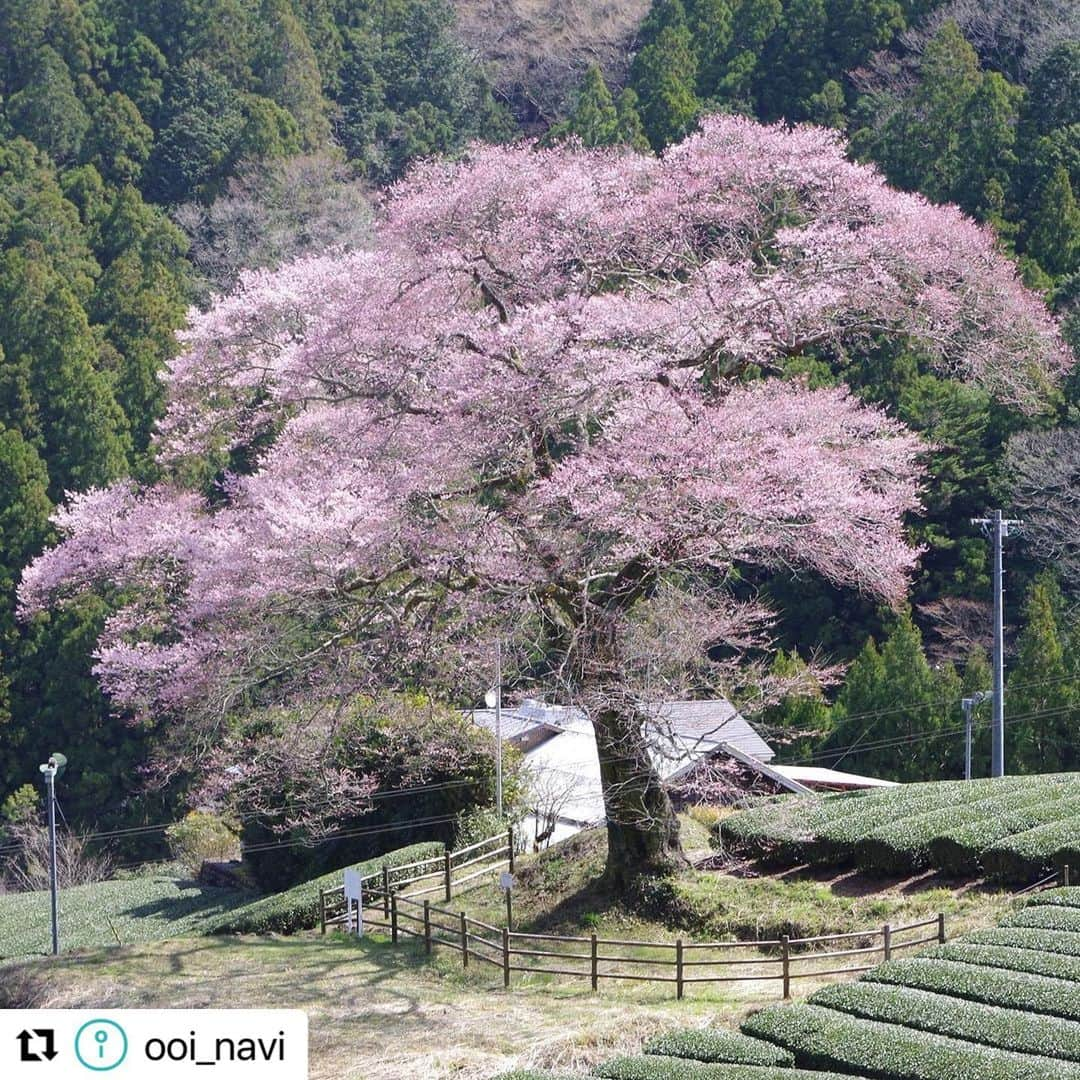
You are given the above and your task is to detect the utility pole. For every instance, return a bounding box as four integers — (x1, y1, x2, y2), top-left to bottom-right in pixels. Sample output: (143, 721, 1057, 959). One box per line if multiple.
(961, 692, 992, 780)
(37, 753, 66, 956)
(485, 645, 504, 820)
(495, 642, 503, 820)
(972, 511, 1021, 778)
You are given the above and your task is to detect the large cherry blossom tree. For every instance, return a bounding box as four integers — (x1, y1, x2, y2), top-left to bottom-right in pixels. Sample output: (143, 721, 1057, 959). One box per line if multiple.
(21, 116, 1068, 884)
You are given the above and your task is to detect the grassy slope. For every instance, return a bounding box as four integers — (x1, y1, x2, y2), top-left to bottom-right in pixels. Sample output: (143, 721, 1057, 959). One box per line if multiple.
(454, 826, 1011, 945)
(0, 873, 253, 959)
(1, 934, 731, 1080)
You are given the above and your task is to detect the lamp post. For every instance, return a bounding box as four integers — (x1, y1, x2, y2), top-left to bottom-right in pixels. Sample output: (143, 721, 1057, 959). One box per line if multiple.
(38, 752, 67, 956)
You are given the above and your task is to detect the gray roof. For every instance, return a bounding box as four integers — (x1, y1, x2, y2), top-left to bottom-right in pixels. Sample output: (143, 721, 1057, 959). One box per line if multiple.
(466, 696, 773, 764)
(647, 700, 775, 763)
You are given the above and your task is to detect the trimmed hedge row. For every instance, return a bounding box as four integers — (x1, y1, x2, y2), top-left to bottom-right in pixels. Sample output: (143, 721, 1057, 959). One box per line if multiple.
(811, 978, 1080, 1062)
(741, 1002, 1080, 1079)
(1026, 887, 1080, 909)
(718, 793, 857, 865)
(983, 819, 1080, 883)
(719, 775, 1079, 875)
(857, 780, 1073, 876)
(962, 926, 1080, 957)
(1003, 905, 1080, 933)
(642, 1029, 794, 1066)
(929, 788, 1080, 877)
(864, 957, 1080, 1021)
(212, 841, 444, 935)
(592, 1057, 858, 1080)
(492, 1073, 587, 1080)
(926, 941, 1080, 984)
(811, 779, 1018, 859)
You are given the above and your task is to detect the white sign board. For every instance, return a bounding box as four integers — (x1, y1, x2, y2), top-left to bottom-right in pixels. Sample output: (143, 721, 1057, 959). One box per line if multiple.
(499, 871, 514, 891)
(343, 869, 362, 902)
(343, 869, 363, 936)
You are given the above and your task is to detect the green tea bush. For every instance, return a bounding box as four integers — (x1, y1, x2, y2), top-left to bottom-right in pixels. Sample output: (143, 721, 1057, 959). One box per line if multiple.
(1004, 905, 1080, 933)
(213, 841, 443, 935)
(864, 957, 1080, 1021)
(491, 1072, 588, 1079)
(982, 819, 1080, 883)
(642, 1029, 794, 1066)
(741, 1002, 1080, 1079)
(929, 788, 1080, 876)
(811, 979, 1080, 1061)
(961, 926, 1080, 957)
(1025, 887, 1080, 909)
(592, 1057, 855, 1079)
(926, 941, 1080, 983)
(855, 780, 1068, 876)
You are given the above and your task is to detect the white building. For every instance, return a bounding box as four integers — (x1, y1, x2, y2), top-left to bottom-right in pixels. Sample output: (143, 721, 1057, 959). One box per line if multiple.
(467, 697, 785, 848)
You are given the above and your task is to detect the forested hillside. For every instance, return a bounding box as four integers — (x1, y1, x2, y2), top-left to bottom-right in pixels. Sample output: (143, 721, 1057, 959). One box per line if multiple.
(0, 0, 1077, 852)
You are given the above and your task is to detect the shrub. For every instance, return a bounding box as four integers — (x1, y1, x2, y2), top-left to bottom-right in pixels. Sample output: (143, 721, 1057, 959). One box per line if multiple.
(166, 812, 241, 875)
(741, 1002, 1079, 1079)
(983, 819, 1080, 883)
(213, 840, 443, 935)
(929, 788, 1080, 876)
(811, 978, 1080, 1061)
(642, 1029, 794, 1066)
(1025, 887, 1080, 910)
(591, 1057, 854, 1079)
(854, 780, 1069, 876)
(961, 926, 1080, 958)
(490, 1072, 588, 1079)
(927, 941, 1080, 983)
(864, 957, 1080, 1021)
(1003, 905, 1080, 933)
(454, 805, 507, 850)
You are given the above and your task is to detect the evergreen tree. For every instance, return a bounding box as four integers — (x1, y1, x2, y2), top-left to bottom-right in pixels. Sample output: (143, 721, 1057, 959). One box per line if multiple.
(763, 649, 832, 762)
(631, 14, 699, 151)
(84, 92, 155, 186)
(1007, 574, 1076, 773)
(615, 88, 651, 152)
(254, 0, 332, 150)
(1026, 166, 1080, 278)
(955, 72, 1023, 217)
(687, 0, 733, 98)
(0, 249, 129, 496)
(555, 64, 619, 146)
(6, 46, 90, 164)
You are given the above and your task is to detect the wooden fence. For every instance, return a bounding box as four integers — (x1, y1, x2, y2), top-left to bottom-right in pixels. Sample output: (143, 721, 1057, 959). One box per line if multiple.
(385, 897, 944, 1000)
(318, 830, 513, 933)
(316, 828, 948, 1001)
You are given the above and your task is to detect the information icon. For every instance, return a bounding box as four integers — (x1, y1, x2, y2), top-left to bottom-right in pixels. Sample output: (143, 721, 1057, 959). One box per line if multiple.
(74, 1019, 128, 1071)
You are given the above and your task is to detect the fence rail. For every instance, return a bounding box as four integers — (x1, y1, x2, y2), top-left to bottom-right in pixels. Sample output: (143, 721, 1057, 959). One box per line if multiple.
(318, 829, 514, 933)
(315, 829, 1051, 1001)
(379, 890, 947, 1000)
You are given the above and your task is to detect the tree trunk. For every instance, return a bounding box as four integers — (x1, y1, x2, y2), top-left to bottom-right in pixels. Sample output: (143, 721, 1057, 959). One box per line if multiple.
(593, 703, 687, 889)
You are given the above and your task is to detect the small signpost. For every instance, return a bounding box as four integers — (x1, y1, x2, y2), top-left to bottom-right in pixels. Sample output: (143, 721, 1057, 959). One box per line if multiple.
(500, 871, 514, 930)
(343, 869, 363, 937)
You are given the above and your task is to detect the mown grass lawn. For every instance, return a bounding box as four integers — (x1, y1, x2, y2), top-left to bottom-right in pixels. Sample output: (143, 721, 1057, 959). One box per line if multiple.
(0, 874, 253, 959)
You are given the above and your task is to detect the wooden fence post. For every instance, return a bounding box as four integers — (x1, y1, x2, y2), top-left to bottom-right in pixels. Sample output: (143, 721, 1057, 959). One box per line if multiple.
(382, 865, 390, 918)
(676, 938, 684, 1001)
(590, 933, 598, 992)
(883, 923, 892, 962)
(937, 913, 946, 944)
(444, 849, 452, 903)
(508, 827, 515, 873)
(781, 935, 791, 1000)
(502, 927, 511, 989)
(461, 912, 469, 969)
(391, 894, 398, 945)
(424, 900, 432, 955)
(1065, 864, 1072, 887)
(319, 888, 326, 935)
